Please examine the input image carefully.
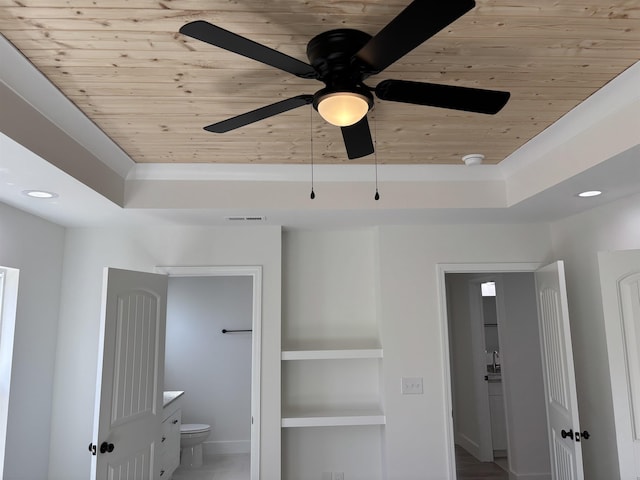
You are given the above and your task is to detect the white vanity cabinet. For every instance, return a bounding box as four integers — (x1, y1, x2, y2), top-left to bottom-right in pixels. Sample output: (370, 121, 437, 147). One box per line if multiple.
(160, 391, 183, 479)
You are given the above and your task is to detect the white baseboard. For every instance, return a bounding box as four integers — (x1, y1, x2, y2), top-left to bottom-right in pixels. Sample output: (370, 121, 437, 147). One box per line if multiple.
(454, 433, 480, 460)
(203, 440, 250, 455)
(509, 472, 551, 480)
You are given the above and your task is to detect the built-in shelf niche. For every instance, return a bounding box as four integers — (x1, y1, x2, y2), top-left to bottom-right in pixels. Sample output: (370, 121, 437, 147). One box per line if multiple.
(282, 357, 383, 428)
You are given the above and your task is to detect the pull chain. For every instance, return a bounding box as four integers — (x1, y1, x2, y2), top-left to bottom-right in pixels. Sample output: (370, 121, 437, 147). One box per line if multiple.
(310, 106, 315, 199)
(373, 105, 380, 201)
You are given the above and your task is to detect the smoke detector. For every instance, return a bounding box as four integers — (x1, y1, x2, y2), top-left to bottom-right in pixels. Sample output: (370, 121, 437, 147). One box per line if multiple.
(462, 154, 485, 166)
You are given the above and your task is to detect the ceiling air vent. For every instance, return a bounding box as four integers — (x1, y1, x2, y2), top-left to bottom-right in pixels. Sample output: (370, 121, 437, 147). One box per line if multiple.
(225, 216, 267, 222)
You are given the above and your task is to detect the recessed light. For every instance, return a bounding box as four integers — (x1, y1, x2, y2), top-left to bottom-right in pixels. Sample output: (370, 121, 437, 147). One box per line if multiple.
(22, 190, 58, 199)
(578, 190, 602, 198)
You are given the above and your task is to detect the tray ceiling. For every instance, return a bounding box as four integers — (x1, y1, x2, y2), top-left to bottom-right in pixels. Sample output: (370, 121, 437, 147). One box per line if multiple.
(0, 0, 638, 165)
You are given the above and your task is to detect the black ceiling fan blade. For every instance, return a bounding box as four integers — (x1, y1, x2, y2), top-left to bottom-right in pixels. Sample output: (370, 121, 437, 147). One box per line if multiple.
(341, 116, 374, 160)
(354, 0, 475, 74)
(204, 95, 313, 133)
(375, 79, 510, 114)
(180, 21, 318, 79)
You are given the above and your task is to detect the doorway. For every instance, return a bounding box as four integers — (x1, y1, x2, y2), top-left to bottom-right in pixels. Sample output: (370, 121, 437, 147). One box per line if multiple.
(0, 266, 19, 477)
(157, 266, 262, 480)
(438, 263, 551, 479)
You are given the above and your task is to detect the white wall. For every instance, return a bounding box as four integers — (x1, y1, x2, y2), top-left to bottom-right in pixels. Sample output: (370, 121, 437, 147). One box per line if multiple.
(550, 190, 640, 479)
(282, 229, 379, 349)
(165, 275, 253, 454)
(48, 226, 282, 480)
(0, 202, 65, 480)
(377, 224, 553, 479)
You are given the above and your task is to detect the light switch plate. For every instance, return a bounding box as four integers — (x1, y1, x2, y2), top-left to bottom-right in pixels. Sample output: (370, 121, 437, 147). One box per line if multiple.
(401, 376, 424, 394)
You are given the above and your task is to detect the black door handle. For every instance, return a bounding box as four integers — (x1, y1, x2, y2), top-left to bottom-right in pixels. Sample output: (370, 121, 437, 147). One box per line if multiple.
(100, 442, 115, 454)
(561, 429, 574, 440)
(581, 430, 590, 440)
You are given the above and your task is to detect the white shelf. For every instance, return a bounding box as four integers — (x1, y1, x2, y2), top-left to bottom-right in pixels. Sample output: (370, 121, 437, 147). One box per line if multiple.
(281, 348, 383, 360)
(282, 408, 386, 428)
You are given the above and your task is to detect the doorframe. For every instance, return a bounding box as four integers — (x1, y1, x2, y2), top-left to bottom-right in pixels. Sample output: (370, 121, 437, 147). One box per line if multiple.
(437, 262, 541, 479)
(0, 267, 19, 477)
(156, 265, 262, 480)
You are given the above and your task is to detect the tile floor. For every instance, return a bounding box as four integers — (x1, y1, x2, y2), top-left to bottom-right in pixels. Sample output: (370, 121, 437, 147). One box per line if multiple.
(172, 453, 250, 480)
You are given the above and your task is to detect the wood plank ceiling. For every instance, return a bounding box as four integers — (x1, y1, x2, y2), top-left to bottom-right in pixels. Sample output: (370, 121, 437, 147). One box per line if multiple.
(0, 0, 638, 165)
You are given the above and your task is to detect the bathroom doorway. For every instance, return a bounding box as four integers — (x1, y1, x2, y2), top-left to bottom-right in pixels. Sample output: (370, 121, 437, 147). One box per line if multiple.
(157, 266, 262, 480)
(440, 264, 552, 479)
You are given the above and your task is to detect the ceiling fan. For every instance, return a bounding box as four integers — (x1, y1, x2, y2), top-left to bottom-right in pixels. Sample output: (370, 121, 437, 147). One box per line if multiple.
(179, 0, 510, 160)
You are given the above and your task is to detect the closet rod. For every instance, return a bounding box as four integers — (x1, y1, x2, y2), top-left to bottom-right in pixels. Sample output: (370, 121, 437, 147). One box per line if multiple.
(221, 329, 252, 334)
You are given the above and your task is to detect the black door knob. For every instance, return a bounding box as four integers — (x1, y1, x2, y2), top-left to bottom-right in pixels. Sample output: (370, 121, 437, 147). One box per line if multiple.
(100, 441, 115, 454)
(581, 430, 590, 440)
(561, 429, 574, 440)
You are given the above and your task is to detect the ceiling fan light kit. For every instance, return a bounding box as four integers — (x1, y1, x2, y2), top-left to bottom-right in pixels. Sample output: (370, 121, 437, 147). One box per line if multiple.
(179, 0, 510, 160)
(314, 88, 374, 127)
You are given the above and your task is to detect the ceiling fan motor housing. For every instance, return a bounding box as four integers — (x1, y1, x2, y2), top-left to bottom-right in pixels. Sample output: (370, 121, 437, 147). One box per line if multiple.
(306, 29, 375, 113)
(307, 29, 372, 86)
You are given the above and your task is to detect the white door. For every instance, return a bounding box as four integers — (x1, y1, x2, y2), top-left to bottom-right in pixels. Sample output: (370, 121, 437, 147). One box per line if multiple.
(91, 268, 168, 480)
(598, 250, 640, 479)
(535, 261, 584, 480)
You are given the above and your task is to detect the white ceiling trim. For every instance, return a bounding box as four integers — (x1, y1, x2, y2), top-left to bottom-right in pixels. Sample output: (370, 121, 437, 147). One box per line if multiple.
(0, 35, 134, 178)
(128, 162, 504, 182)
(499, 60, 640, 178)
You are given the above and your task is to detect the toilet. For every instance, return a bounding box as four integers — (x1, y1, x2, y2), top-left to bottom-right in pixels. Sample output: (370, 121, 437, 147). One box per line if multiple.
(180, 423, 211, 468)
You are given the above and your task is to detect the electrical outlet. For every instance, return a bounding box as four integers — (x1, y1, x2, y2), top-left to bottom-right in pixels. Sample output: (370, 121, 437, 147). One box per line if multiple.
(401, 376, 424, 394)
(334, 473, 344, 480)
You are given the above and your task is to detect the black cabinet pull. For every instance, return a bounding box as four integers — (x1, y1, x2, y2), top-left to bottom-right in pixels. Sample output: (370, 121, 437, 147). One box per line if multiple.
(160, 469, 165, 476)
(172, 419, 179, 424)
(561, 429, 574, 440)
(161, 435, 166, 443)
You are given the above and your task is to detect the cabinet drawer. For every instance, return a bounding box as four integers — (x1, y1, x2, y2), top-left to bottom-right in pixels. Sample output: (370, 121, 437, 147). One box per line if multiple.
(160, 409, 181, 478)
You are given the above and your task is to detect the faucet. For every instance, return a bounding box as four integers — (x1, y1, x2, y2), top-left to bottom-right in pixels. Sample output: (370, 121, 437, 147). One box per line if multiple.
(492, 351, 500, 373)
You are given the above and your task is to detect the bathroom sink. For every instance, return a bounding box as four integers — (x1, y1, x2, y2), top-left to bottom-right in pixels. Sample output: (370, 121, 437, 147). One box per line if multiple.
(163, 390, 184, 407)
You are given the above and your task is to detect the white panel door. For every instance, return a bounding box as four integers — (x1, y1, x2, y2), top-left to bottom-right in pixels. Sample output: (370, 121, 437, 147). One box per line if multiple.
(91, 268, 168, 480)
(535, 261, 584, 480)
(598, 250, 640, 479)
